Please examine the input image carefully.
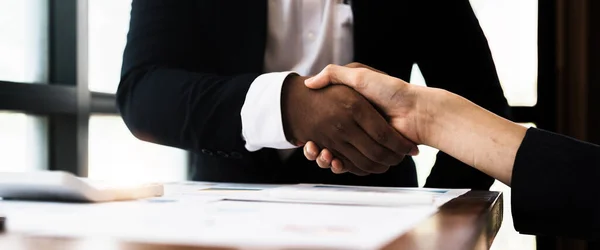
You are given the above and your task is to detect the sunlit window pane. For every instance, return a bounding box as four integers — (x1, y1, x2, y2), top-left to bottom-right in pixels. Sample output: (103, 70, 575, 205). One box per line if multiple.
(88, 0, 132, 93)
(88, 115, 188, 183)
(470, 0, 538, 107)
(0, 112, 47, 172)
(0, 0, 48, 83)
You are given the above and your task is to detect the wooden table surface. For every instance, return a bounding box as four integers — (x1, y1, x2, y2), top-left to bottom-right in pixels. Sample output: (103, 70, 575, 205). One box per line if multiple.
(0, 191, 503, 250)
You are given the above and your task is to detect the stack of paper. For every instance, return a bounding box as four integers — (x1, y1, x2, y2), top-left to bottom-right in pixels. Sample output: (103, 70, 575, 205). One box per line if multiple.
(0, 180, 469, 249)
(260, 183, 468, 207)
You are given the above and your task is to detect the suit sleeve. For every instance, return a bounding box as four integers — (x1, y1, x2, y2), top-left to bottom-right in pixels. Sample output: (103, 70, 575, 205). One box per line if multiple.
(117, 0, 259, 156)
(413, 0, 510, 190)
(511, 128, 600, 240)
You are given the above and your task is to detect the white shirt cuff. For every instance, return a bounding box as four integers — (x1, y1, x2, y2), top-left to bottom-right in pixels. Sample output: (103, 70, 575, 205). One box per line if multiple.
(241, 71, 299, 151)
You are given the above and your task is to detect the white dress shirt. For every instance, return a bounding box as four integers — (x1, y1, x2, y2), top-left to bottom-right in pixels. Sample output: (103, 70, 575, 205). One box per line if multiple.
(240, 0, 354, 160)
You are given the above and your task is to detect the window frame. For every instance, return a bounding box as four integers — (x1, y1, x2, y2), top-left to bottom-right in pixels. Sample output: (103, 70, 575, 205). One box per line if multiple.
(1, 0, 132, 176)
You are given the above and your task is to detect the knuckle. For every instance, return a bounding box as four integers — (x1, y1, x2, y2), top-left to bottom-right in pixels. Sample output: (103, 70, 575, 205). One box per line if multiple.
(375, 130, 389, 144)
(342, 100, 359, 112)
(351, 74, 364, 88)
(324, 64, 336, 74)
(356, 158, 378, 173)
(355, 81, 367, 90)
(352, 69, 369, 88)
(333, 122, 345, 132)
(370, 147, 390, 163)
(352, 107, 364, 120)
(346, 62, 363, 68)
(321, 136, 335, 148)
(355, 67, 370, 75)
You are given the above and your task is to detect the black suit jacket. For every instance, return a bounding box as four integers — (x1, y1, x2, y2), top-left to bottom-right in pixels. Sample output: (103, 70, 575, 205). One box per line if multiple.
(117, 0, 510, 189)
(512, 128, 599, 241)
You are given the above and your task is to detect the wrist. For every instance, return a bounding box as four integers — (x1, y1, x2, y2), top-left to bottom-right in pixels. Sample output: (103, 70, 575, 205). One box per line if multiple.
(281, 73, 308, 146)
(413, 86, 454, 148)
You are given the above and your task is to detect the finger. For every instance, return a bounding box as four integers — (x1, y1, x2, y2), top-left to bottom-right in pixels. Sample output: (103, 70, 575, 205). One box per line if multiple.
(305, 64, 381, 89)
(328, 148, 370, 176)
(316, 149, 333, 169)
(320, 137, 370, 176)
(343, 121, 405, 166)
(344, 62, 388, 75)
(303, 141, 320, 161)
(303, 141, 332, 169)
(354, 102, 420, 157)
(305, 65, 409, 111)
(331, 159, 344, 173)
(336, 141, 391, 174)
(305, 64, 356, 89)
(344, 166, 370, 176)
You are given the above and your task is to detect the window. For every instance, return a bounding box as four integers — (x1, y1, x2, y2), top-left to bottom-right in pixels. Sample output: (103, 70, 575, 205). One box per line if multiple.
(0, 0, 48, 84)
(88, 115, 188, 183)
(470, 0, 538, 107)
(87, 0, 188, 182)
(88, 0, 132, 93)
(0, 112, 47, 172)
(411, 1, 538, 249)
(0, 0, 49, 173)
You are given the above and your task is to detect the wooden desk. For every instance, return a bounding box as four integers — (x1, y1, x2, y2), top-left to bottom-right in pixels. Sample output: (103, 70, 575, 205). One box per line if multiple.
(0, 191, 503, 250)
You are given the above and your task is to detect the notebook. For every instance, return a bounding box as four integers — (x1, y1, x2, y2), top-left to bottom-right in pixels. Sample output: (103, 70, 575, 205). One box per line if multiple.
(0, 171, 163, 202)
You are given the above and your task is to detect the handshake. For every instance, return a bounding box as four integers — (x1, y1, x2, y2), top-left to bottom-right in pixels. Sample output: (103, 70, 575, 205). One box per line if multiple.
(281, 63, 437, 176)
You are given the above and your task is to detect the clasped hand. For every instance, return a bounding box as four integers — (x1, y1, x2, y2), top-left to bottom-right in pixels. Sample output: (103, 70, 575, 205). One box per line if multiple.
(281, 63, 421, 176)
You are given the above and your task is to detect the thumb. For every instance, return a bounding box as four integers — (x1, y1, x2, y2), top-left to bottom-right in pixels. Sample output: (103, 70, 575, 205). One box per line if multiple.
(345, 62, 388, 75)
(304, 64, 359, 89)
(305, 64, 412, 115)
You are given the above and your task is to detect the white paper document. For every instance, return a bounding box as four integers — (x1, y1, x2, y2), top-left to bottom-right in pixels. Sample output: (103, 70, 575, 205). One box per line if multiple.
(0, 181, 469, 249)
(263, 183, 469, 207)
